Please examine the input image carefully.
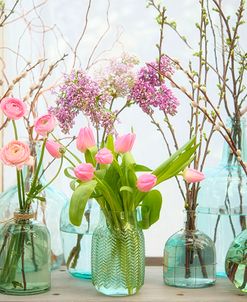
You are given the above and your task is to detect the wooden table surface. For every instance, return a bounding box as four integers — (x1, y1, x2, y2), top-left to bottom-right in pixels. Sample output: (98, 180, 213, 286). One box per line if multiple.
(0, 267, 246, 302)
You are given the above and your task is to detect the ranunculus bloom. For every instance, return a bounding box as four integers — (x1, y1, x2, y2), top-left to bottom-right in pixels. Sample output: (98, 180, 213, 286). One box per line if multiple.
(115, 133, 136, 153)
(136, 173, 157, 192)
(74, 163, 95, 182)
(0, 140, 34, 170)
(76, 127, 96, 153)
(183, 168, 205, 183)
(0, 97, 26, 120)
(95, 148, 113, 164)
(46, 140, 62, 158)
(34, 114, 56, 136)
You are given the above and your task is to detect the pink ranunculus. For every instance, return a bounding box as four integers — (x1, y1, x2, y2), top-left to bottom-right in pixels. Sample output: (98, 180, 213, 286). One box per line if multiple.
(95, 148, 113, 164)
(115, 133, 136, 153)
(0, 140, 34, 170)
(46, 140, 62, 158)
(136, 173, 157, 192)
(34, 114, 56, 137)
(74, 163, 95, 182)
(0, 97, 27, 120)
(76, 127, 96, 153)
(183, 168, 205, 183)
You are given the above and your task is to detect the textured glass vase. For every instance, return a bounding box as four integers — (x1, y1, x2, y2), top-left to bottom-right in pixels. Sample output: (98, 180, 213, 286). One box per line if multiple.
(60, 199, 100, 279)
(197, 118, 247, 276)
(0, 209, 51, 295)
(225, 229, 247, 293)
(91, 210, 145, 296)
(163, 211, 216, 288)
(0, 142, 67, 270)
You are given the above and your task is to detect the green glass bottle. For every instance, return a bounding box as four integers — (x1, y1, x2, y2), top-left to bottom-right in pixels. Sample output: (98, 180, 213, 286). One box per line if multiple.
(225, 229, 247, 293)
(0, 209, 51, 295)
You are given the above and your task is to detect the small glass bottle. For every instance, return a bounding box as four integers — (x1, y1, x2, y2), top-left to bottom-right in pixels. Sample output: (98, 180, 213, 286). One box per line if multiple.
(60, 199, 100, 279)
(0, 209, 51, 295)
(163, 210, 216, 288)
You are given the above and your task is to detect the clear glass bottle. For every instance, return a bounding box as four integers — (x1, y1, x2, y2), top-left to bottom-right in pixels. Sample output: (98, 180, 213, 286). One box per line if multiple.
(163, 210, 216, 288)
(225, 229, 247, 293)
(91, 210, 145, 296)
(60, 199, 100, 279)
(0, 209, 51, 295)
(197, 118, 247, 276)
(0, 141, 67, 270)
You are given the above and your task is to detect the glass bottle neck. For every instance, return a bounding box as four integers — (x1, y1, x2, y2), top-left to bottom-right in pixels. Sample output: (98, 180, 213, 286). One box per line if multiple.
(221, 117, 247, 165)
(101, 209, 138, 229)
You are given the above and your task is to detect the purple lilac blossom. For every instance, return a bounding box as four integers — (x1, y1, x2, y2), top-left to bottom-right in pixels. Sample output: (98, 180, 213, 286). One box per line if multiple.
(129, 55, 179, 115)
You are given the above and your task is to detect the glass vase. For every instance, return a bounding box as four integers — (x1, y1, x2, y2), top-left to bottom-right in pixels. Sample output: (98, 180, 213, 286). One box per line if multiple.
(91, 210, 145, 296)
(0, 141, 67, 270)
(225, 229, 247, 293)
(163, 210, 216, 288)
(197, 118, 247, 276)
(0, 209, 51, 295)
(60, 199, 100, 279)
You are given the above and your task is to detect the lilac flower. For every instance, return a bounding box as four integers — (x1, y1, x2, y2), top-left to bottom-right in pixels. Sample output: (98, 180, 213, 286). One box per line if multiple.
(129, 55, 179, 115)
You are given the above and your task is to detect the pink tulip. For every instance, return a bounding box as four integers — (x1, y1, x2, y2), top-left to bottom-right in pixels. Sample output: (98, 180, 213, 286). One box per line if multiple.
(76, 127, 96, 153)
(136, 173, 157, 192)
(74, 163, 95, 182)
(46, 140, 62, 158)
(34, 114, 56, 137)
(0, 140, 34, 170)
(95, 148, 113, 164)
(183, 168, 205, 183)
(0, 97, 26, 120)
(115, 133, 136, 153)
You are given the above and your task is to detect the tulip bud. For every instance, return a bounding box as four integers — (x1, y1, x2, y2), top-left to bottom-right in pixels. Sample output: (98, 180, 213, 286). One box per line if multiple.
(183, 168, 205, 183)
(136, 174, 157, 192)
(115, 133, 136, 153)
(76, 127, 96, 153)
(46, 140, 63, 158)
(74, 163, 95, 182)
(95, 148, 113, 164)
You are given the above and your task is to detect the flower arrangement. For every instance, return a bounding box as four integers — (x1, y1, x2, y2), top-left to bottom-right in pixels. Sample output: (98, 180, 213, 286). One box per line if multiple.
(0, 97, 64, 293)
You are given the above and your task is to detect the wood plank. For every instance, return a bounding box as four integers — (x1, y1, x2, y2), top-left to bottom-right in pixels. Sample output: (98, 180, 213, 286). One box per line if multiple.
(0, 267, 245, 302)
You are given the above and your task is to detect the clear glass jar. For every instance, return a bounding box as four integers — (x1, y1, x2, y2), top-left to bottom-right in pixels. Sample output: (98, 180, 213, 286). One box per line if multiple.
(0, 209, 51, 295)
(0, 141, 67, 270)
(197, 118, 247, 276)
(60, 199, 100, 279)
(91, 210, 145, 296)
(163, 210, 216, 288)
(225, 229, 247, 293)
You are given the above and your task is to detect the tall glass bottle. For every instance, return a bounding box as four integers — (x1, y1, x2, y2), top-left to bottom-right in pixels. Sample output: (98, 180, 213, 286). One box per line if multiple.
(197, 118, 247, 276)
(0, 141, 67, 269)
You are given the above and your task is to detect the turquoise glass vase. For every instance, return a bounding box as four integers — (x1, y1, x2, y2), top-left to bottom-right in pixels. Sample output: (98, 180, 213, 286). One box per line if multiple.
(91, 210, 145, 296)
(0, 209, 51, 295)
(197, 118, 247, 276)
(163, 210, 216, 288)
(0, 141, 67, 270)
(225, 229, 247, 293)
(60, 199, 100, 279)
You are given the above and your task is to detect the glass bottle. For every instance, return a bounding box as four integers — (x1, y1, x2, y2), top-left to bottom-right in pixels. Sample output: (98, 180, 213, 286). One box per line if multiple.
(197, 118, 247, 276)
(163, 210, 216, 288)
(91, 210, 145, 296)
(0, 141, 67, 270)
(0, 209, 51, 295)
(225, 229, 247, 293)
(60, 199, 100, 279)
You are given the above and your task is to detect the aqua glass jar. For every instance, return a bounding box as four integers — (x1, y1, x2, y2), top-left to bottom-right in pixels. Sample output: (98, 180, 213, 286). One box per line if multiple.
(60, 199, 100, 279)
(197, 118, 247, 276)
(91, 210, 145, 296)
(163, 210, 216, 288)
(225, 229, 247, 293)
(0, 209, 51, 295)
(0, 141, 67, 270)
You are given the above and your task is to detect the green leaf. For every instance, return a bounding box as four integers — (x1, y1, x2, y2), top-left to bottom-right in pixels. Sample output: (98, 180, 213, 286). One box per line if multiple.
(64, 167, 76, 179)
(139, 190, 162, 229)
(134, 164, 152, 172)
(69, 180, 97, 226)
(120, 186, 133, 193)
(105, 134, 114, 152)
(85, 146, 97, 166)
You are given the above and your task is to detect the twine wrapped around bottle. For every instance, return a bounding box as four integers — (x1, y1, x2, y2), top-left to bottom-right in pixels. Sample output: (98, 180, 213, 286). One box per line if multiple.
(0, 212, 36, 224)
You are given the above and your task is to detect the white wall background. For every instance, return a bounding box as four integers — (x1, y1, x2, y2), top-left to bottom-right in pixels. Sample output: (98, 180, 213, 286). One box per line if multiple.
(2, 0, 239, 256)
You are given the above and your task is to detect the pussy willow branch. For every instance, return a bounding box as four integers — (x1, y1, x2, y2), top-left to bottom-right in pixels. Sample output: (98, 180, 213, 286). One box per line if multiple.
(0, 0, 20, 27)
